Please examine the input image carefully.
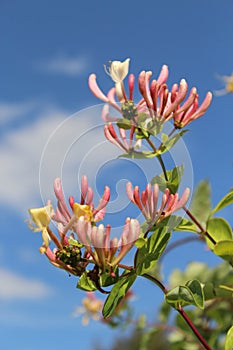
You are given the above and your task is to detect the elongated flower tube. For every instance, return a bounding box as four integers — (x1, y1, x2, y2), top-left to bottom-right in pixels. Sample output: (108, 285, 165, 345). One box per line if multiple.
(88, 61, 169, 121)
(126, 182, 190, 224)
(104, 122, 141, 152)
(76, 217, 140, 270)
(140, 76, 212, 127)
(52, 176, 110, 231)
(89, 60, 212, 128)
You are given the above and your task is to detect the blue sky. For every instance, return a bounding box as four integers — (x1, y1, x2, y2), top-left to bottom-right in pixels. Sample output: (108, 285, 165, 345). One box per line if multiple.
(0, 1, 233, 349)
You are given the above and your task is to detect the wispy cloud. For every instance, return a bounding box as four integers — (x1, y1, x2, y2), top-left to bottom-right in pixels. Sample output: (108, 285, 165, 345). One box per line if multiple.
(0, 100, 37, 127)
(0, 102, 115, 215)
(0, 268, 53, 300)
(37, 54, 88, 76)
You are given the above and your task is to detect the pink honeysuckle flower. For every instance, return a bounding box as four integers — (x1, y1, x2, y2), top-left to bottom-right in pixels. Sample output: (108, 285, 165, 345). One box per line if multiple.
(139, 76, 212, 126)
(76, 217, 140, 270)
(52, 176, 110, 232)
(88, 61, 169, 121)
(104, 122, 141, 152)
(89, 60, 212, 128)
(126, 182, 190, 224)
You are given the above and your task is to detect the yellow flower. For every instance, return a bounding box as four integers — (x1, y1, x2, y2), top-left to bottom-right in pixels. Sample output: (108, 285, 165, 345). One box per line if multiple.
(28, 205, 54, 253)
(73, 292, 103, 325)
(225, 73, 233, 93)
(72, 203, 93, 222)
(215, 72, 233, 96)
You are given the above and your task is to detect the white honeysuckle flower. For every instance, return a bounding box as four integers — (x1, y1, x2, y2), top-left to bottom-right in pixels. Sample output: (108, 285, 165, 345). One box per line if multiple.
(105, 58, 130, 83)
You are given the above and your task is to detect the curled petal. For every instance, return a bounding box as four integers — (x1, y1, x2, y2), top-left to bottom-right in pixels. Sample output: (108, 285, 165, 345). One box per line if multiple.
(88, 74, 109, 102)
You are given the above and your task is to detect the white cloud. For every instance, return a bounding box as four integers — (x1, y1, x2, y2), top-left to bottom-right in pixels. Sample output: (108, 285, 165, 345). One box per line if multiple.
(0, 102, 122, 215)
(37, 54, 88, 76)
(0, 268, 53, 300)
(0, 100, 37, 126)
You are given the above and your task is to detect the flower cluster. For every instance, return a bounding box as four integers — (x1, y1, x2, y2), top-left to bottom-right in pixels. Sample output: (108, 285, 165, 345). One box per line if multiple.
(126, 182, 190, 225)
(28, 176, 140, 276)
(89, 58, 212, 129)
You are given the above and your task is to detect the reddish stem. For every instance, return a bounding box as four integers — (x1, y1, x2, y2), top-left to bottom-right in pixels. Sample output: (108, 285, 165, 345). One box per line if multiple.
(177, 306, 213, 350)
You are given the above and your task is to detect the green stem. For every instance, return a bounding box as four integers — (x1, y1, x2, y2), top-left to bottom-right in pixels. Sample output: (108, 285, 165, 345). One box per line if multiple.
(145, 138, 168, 181)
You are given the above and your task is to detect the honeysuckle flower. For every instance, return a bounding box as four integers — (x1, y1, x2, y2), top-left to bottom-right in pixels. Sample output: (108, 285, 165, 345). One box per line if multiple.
(28, 205, 54, 253)
(104, 58, 130, 84)
(76, 217, 140, 270)
(139, 76, 212, 127)
(126, 182, 190, 224)
(52, 176, 110, 232)
(104, 122, 141, 152)
(88, 62, 169, 121)
(73, 292, 103, 325)
(214, 72, 233, 96)
(104, 58, 130, 102)
(89, 62, 212, 128)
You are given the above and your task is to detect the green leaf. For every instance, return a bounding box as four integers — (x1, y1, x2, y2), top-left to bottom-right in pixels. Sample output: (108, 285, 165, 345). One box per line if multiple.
(76, 271, 97, 291)
(100, 268, 119, 287)
(151, 165, 184, 194)
(225, 326, 233, 350)
(174, 217, 199, 233)
(165, 279, 204, 309)
(135, 237, 147, 248)
(206, 217, 233, 250)
(102, 272, 136, 318)
(146, 119, 163, 136)
(212, 189, 233, 214)
(185, 279, 204, 309)
(189, 180, 212, 228)
(135, 227, 171, 275)
(159, 130, 188, 155)
(213, 240, 233, 263)
(119, 150, 157, 159)
(116, 118, 132, 129)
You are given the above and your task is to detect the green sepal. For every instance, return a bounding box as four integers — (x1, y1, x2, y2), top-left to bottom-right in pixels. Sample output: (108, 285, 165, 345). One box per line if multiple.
(68, 237, 83, 248)
(76, 271, 97, 291)
(135, 226, 171, 275)
(151, 165, 184, 194)
(102, 271, 136, 318)
(165, 279, 204, 309)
